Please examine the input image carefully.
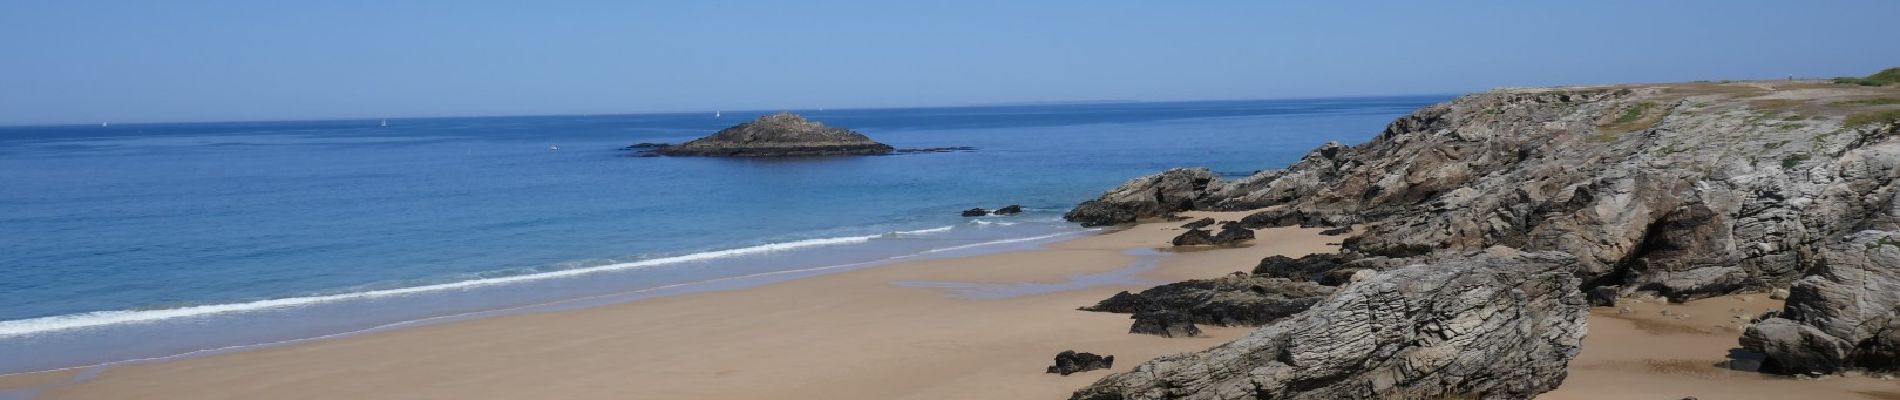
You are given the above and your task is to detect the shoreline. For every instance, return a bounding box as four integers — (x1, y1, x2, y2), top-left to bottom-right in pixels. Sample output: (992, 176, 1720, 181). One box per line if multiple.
(6, 210, 1888, 399)
(3, 211, 1331, 399)
(0, 217, 1087, 376)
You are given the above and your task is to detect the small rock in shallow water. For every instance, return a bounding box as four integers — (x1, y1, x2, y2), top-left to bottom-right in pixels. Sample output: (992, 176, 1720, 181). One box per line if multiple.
(1046, 351, 1114, 375)
(993, 204, 1023, 215)
(960, 208, 988, 217)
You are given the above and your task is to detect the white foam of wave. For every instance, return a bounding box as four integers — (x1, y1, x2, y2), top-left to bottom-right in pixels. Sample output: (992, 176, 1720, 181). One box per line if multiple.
(967, 220, 1018, 226)
(891, 225, 955, 235)
(0, 226, 1086, 378)
(919, 231, 1078, 254)
(0, 232, 913, 338)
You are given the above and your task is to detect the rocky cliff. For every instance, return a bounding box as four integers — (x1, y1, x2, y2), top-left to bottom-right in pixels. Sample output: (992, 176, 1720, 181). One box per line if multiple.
(1065, 79, 1900, 386)
(1071, 80, 1900, 300)
(658, 113, 894, 156)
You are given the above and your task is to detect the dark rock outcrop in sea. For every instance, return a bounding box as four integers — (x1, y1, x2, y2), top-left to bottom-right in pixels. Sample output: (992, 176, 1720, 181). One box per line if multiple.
(893, 146, 977, 154)
(1070, 250, 1587, 400)
(961, 208, 989, 217)
(656, 113, 895, 157)
(1080, 274, 1334, 337)
(1047, 351, 1115, 376)
(993, 204, 1023, 215)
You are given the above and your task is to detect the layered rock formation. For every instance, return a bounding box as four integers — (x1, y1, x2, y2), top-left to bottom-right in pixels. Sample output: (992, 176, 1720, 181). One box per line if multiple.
(1742, 230, 1900, 374)
(1068, 81, 1900, 302)
(1071, 251, 1587, 399)
(1065, 79, 1900, 385)
(658, 113, 894, 157)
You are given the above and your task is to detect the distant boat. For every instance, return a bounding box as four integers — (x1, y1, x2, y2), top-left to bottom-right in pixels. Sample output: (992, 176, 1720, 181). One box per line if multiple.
(714, 111, 722, 118)
(101, 122, 109, 127)
(549, 145, 559, 151)
(379, 120, 388, 127)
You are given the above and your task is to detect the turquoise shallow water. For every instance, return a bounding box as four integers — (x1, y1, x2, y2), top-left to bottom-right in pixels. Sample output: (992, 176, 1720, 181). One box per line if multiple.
(0, 96, 1445, 373)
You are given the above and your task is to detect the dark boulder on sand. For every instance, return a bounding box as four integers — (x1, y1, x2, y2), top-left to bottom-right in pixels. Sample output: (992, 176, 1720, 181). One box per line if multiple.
(1081, 274, 1333, 337)
(1169, 229, 1215, 246)
(1170, 223, 1255, 247)
(1126, 310, 1203, 338)
(657, 113, 894, 157)
(1047, 351, 1115, 375)
(1179, 217, 1216, 230)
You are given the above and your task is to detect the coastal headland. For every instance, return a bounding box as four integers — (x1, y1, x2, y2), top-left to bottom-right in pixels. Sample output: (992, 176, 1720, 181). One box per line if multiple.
(6, 75, 1899, 399)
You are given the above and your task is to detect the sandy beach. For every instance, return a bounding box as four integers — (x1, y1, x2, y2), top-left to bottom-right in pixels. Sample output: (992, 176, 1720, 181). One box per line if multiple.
(0, 211, 1320, 399)
(4, 211, 1892, 399)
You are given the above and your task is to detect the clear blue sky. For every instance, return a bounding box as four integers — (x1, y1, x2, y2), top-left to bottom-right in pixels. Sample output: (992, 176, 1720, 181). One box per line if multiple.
(2, 1, 1896, 125)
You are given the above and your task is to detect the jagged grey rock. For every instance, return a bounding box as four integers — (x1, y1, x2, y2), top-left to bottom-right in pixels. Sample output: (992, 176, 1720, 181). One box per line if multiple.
(1063, 168, 1218, 227)
(1742, 230, 1900, 373)
(1070, 251, 1587, 400)
(658, 113, 894, 157)
(1068, 81, 1900, 301)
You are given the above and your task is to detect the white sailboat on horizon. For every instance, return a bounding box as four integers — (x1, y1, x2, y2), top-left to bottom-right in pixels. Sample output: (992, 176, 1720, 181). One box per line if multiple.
(379, 120, 388, 127)
(714, 110, 722, 118)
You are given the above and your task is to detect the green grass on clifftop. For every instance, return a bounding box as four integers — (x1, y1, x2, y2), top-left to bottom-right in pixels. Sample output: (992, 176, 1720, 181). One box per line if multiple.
(1830, 98, 1900, 107)
(1844, 109, 1900, 128)
(1832, 67, 1900, 86)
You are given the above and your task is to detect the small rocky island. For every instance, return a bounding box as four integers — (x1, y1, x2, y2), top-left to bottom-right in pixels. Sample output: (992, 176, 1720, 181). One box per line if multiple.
(655, 113, 895, 157)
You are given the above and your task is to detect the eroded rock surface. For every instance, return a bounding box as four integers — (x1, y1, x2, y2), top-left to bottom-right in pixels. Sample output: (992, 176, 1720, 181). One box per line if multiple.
(1069, 81, 1900, 302)
(1063, 168, 1217, 227)
(1070, 251, 1587, 400)
(1742, 230, 1900, 374)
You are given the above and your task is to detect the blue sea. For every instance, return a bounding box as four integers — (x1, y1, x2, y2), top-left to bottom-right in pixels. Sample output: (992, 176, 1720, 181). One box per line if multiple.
(0, 96, 1444, 374)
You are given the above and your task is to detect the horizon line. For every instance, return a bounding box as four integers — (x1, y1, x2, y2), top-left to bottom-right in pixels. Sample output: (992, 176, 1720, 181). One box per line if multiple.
(0, 92, 1460, 129)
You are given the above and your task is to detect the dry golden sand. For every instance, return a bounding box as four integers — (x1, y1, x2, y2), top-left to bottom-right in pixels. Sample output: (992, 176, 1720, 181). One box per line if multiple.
(3, 211, 1328, 400)
(6, 210, 1889, 399)
(1541, 295, 1899, 399)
